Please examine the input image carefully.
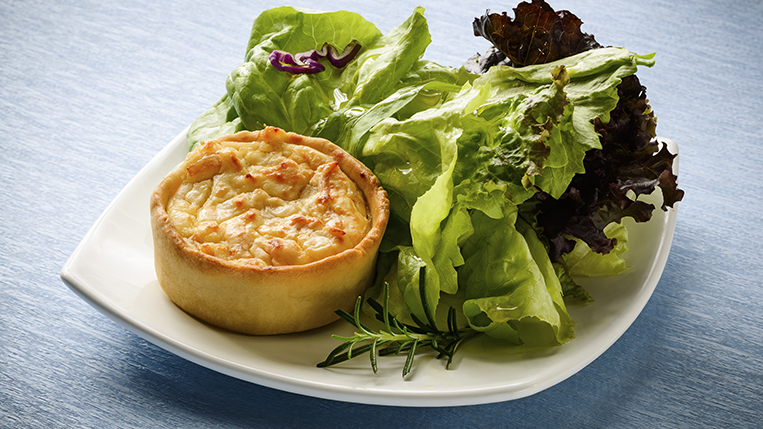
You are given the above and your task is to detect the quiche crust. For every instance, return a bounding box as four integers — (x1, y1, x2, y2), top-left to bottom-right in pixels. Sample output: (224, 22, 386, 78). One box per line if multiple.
(150, 127, 389, 335)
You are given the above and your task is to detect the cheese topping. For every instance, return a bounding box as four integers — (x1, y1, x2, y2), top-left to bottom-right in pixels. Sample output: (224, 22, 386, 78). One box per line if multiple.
(166, 136, 371, 267)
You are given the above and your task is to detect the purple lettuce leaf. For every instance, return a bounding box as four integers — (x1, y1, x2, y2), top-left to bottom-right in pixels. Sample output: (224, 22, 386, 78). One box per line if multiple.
(469, 0, 684, 261)
(531, 74, 684, 261)
(471, 0, 601, 68)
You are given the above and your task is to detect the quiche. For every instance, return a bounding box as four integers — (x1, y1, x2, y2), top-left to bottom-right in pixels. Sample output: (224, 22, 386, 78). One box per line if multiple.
(150, 127, 389, 335)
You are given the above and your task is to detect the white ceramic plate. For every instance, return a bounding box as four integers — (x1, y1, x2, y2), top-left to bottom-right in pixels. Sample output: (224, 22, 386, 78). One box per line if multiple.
(61, 129, 678, 407)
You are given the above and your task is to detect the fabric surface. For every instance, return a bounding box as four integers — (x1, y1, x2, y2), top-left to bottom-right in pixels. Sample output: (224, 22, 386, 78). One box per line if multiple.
(1, 0, 761, 427)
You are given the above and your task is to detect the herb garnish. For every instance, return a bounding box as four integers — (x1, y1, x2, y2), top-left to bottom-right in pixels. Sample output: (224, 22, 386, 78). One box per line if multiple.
(318, 268, 477, 377)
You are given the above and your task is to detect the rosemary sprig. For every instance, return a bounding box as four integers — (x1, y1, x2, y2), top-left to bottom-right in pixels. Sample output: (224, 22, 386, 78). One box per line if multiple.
(317, 268, 476, 378)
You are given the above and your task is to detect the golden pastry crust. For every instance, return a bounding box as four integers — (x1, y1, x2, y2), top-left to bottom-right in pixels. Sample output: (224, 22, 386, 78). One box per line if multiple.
(150, 127, 389, 335)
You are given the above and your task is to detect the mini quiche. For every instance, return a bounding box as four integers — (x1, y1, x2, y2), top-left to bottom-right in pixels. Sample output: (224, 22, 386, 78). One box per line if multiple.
(150, 127, 389, 335)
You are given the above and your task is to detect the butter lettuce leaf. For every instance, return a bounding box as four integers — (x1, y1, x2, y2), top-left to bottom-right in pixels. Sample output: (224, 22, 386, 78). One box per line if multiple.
(459, 205, 574, 345)
(188, 6, 470, 155)
(186, 94, 244, 151)
(226, 7, 384, 137)
(560, 222, 629, 277)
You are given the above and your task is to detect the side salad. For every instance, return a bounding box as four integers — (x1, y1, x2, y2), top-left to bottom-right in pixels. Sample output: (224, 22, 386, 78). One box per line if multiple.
(186, 0, 683, 376)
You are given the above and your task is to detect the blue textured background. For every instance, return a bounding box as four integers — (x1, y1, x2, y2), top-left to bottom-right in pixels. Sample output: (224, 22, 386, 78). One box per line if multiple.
(2, 0, 761, 427)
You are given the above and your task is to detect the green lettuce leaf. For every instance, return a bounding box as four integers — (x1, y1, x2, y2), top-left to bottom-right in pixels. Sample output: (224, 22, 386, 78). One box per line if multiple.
(186, 94, 244, 151)
(226, 7, 384, 136)
(459, 204, 574, 345)
(187, 6, 470, 156)
(560, 222, 629, 277)
(361, 80, 489, 321)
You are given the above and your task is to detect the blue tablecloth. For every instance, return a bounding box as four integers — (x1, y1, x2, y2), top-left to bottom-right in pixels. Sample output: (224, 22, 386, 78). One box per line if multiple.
(2, 0, 761, 427)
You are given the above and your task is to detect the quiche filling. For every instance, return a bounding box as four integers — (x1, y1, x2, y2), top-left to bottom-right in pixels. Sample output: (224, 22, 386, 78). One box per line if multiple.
(166, 136, 371, 267)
